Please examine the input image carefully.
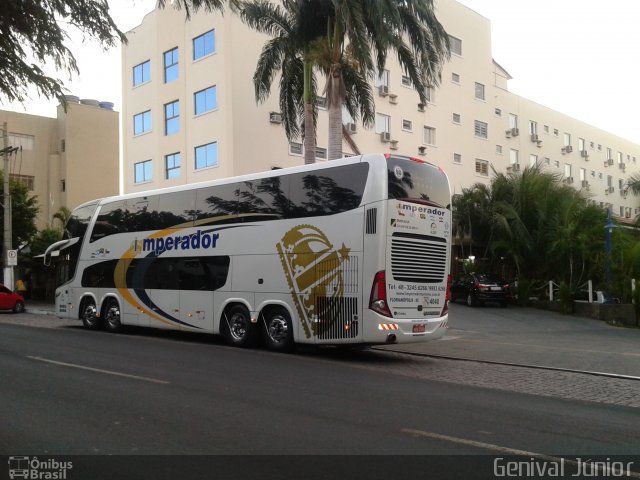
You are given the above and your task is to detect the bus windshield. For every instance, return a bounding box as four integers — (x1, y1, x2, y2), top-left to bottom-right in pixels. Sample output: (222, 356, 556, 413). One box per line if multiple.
(63, 203, 99, 240)
(387, 156, 450, 209)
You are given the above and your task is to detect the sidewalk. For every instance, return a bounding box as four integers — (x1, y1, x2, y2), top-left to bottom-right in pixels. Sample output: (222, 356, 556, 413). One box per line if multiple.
(25, 300, 56, 316)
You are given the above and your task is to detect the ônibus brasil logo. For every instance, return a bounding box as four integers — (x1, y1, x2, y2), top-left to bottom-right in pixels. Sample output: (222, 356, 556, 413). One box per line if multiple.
(8, 456, 73, 479)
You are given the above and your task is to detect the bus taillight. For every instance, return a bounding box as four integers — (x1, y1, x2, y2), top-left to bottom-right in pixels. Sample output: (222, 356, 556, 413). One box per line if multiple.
(369, 271, 392, 317)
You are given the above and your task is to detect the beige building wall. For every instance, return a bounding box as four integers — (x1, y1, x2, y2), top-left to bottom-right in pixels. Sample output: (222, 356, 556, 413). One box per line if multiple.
(121, 0, 640, 222)
(0, 102, 119, 231)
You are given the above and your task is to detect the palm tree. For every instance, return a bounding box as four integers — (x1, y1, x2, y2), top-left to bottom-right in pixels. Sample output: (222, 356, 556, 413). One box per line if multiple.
(240, 0, 332, 164)
(52, 206, 71, 230)
(241, 0, 450, 163)
(320, 0, 451, 160)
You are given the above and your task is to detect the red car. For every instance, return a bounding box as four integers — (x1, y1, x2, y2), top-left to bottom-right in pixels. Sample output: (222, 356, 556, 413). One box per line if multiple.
(0, 284, 25, 313)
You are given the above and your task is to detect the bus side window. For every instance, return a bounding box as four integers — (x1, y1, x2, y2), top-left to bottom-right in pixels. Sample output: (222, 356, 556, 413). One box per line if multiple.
(194, 183, 239, 226)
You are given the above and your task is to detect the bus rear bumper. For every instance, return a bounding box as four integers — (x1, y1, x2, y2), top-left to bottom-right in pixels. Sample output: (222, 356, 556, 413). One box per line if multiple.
(362, 311, 449, 344)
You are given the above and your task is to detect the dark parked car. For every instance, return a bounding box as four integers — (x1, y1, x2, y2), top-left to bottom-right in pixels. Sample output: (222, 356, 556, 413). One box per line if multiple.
(451, 273, 509, 307)
(0, 284, 25, 313)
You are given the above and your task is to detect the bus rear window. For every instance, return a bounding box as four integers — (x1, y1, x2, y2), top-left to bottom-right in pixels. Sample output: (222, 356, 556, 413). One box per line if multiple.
(387, 157, 450, 208)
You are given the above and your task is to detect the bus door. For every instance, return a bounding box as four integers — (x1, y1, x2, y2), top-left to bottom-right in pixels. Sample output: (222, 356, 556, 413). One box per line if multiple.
(178, 257, 216, 332)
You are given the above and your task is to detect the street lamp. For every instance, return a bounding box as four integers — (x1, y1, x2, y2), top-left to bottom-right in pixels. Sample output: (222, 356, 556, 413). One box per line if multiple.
(604, 207, 617, 289)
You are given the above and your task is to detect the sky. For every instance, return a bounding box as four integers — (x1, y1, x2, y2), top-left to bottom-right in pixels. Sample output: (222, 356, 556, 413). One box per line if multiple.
(3, 0, 640, 145)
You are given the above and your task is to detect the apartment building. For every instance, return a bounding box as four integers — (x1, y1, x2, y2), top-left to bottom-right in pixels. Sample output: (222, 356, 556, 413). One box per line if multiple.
(122, 0, 640, 222)
(0, 100, 119, 230)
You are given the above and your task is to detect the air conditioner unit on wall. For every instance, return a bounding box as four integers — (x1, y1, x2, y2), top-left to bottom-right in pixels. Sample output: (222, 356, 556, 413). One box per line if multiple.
(580, 150, 589, 158)
(511, 128, 519, 137)
(346, 122, 357, 134)
(380, 131, 391, 142)
(378, 85, 389, 97)
(417, 103, 425, 112)
(530, 134, 539, 142)
(269, 112, 283, 124)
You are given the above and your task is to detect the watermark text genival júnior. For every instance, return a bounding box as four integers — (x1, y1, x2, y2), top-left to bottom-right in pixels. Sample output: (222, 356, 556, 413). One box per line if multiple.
(494, 457, 634, 478)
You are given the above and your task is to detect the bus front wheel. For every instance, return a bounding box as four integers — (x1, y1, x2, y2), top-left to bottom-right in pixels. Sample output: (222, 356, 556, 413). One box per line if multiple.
(221, 304, 258, 348)
(262, 307, 294, 352)
(81, 299, 103, 330)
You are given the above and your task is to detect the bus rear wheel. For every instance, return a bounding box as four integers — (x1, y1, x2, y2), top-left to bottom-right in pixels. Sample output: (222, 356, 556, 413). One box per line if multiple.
(262, 307, 294, 353)
(221, 304, 258, 348)
(81, 299, 103, 330)
(103, 298, 122, 332)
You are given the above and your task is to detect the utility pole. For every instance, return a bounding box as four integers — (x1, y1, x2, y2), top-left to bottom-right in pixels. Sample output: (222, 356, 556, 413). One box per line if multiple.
(1, 122, 12, 290)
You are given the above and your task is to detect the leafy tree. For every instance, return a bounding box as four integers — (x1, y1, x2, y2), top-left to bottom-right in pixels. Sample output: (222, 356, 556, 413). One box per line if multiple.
(29, 228, 63, 258)
(0, 1, 125, 105)
(52, 206, 72, 230)
(0, 172, 39, 249)
(0, 0, 230, 106)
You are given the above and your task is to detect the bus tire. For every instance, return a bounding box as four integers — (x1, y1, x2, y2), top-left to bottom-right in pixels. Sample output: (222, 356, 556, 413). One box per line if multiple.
(262, 307, 294, 353)
(221, 304, 258, 348)
(81, 298, 103, 330)
(103, 298, 122, 333)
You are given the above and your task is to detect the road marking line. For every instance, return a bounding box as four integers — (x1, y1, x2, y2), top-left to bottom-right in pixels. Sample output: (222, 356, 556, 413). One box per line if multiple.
(26, 356, 170, 385)
(401, 429, 640, 478)
(454, 338, 640, 357)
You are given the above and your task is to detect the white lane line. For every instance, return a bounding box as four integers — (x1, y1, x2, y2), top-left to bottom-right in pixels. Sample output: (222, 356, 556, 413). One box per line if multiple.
(26, 356, 170, 385)
(401, 429, 640, 478)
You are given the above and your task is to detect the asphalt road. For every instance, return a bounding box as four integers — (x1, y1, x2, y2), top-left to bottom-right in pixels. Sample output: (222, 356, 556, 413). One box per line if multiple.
(0, 317, 638, 461)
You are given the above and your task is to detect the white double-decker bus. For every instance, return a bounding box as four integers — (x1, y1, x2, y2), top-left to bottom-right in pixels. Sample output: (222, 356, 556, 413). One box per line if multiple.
(45, 153, 451, 351)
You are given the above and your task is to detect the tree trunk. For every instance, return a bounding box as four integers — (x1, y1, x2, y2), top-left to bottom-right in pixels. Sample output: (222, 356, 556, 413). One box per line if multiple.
(302, 58, 316, 165)
(327, 63, 343, 161)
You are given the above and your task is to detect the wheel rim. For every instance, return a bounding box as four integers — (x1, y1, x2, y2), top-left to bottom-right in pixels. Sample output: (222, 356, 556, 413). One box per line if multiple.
(15, 302, 24, 313)
(267, 314, 289, 344)
(83, 303, 98, 324)
(467, 294, 473, 306)
(229, 312, 248, 341)
(105, 303, 120, 328)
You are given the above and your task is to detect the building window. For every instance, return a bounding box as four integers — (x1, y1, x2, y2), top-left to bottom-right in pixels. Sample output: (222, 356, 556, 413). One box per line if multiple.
(529, 121, 538, 135)
(563, 133, 571, 147)
(425, 86, 435, 103)
(401, 75, 412, 87)
(606, 147, 613, 160)
(510, 149, 519, 167)
(453, 153, 462, 163)
(475, 159, 488, 176)
(564, 164, 572, 178)
(529, 154, 538, 167)
(544, 125, 550, 134)
(9, 174, 35, 190)
(164, 100, 180, 135)
(423, 126, 436, 145)
(8, 133, 35, 151)
(194, 85, 217, 115)
(578, 138, 586, 151)
(579, 168, 586, 182)
(452, 113, 461, 124)
(315, 95, 327, 109)
(495, 108, 502, 117)
(553, 129, 559, 137)
(474, 120, 488, 139)
(60, 179, 65, 192)
(289, 142, 303, 156)
(544, 157, 551, 165)
(164, 47, 179, 83)
(193, 30, 215, 60)
(451, 72, 460, 84)
(508, 113, 518, 129)
(449, 35, 462, 56)
(496, 145, 503, 155)
(165, 152, 181, 179)
(133, 110, 151, 135)
(133, 60, 150, 86)
(474, 82, 485, 100)
(375, 69, 390, 87)
(402, 119, 413, 131)
(315, 147, 327, 160)
(195, 142, 218, 169)
(134, 160, 152, 184)
(375, 113, 390, 134)
(617, 151, 624, 164)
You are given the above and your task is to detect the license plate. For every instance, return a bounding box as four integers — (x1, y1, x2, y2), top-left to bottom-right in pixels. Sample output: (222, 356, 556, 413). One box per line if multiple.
(413, 324, 426, 333)
(490, 287, 502, 291)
